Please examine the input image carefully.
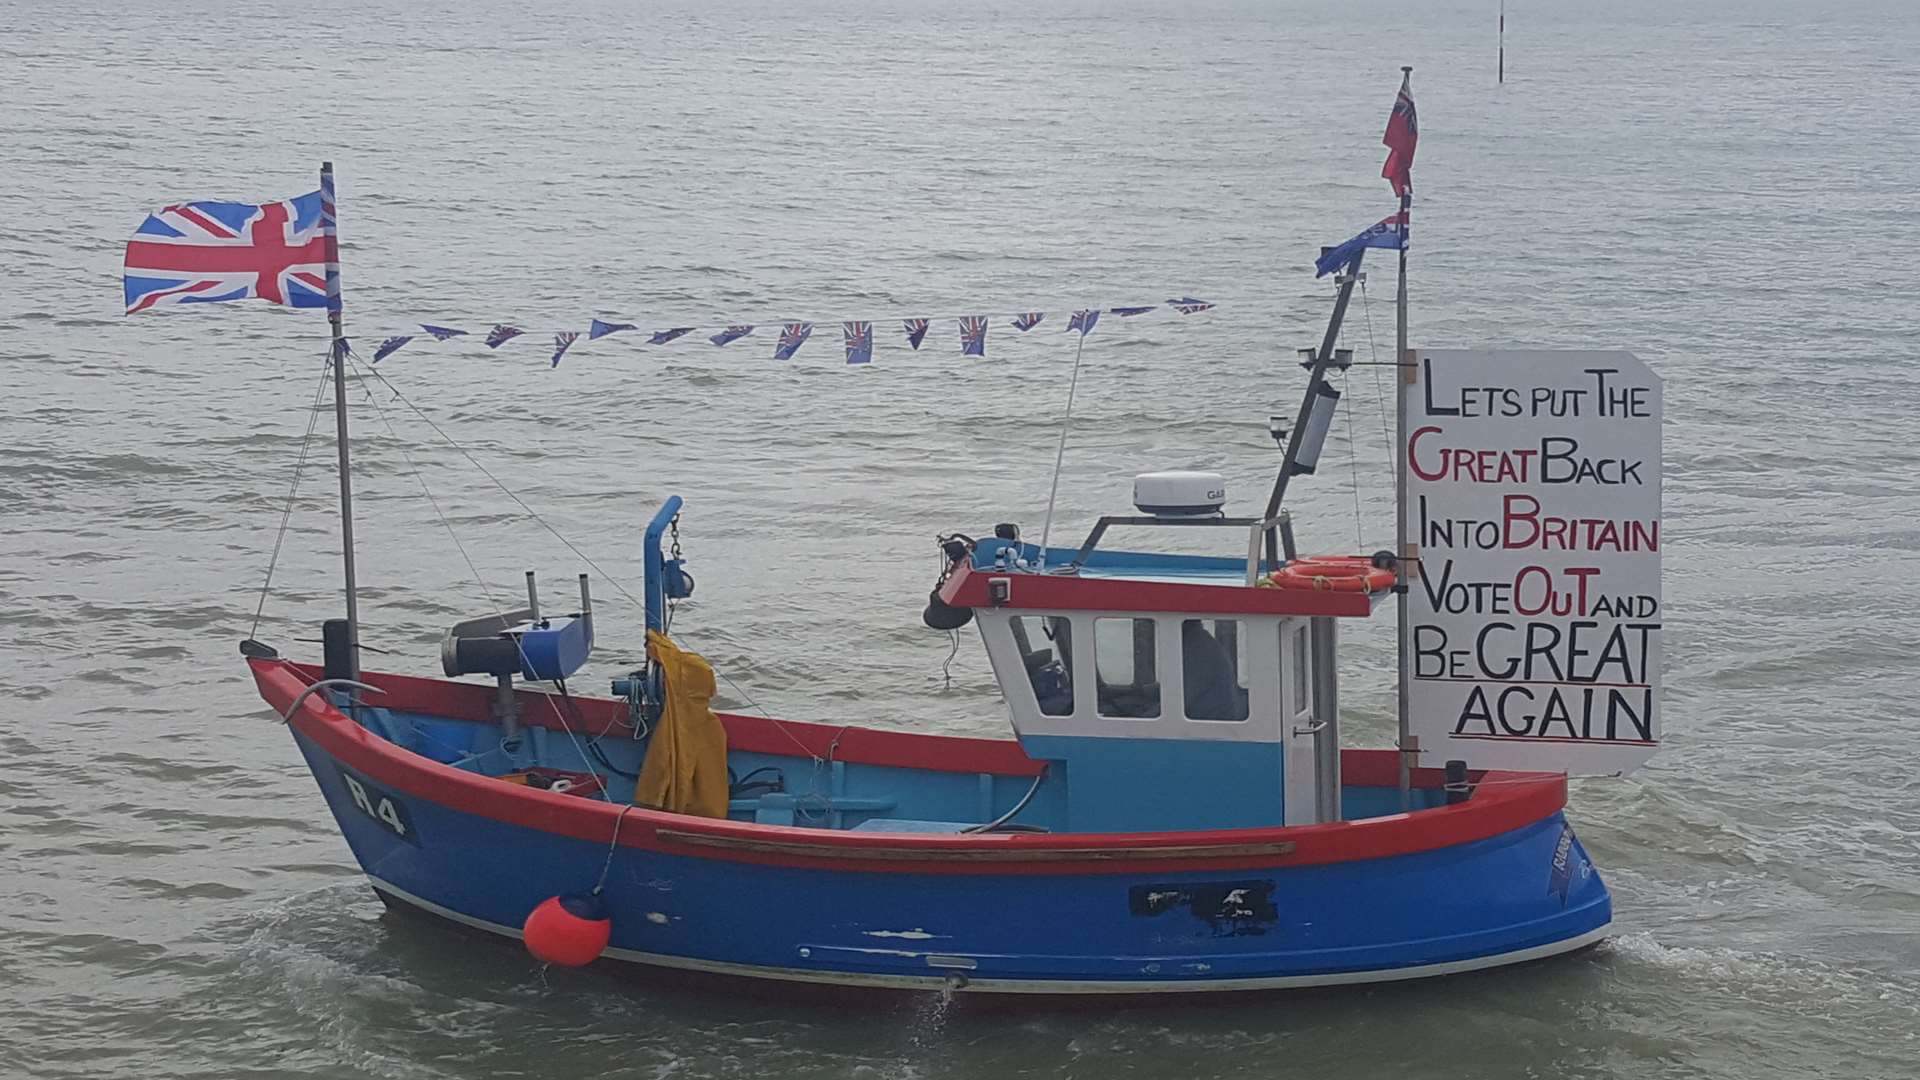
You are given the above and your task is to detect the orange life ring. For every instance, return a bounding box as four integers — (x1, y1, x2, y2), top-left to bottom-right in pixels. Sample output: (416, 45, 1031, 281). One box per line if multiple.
(1265, 556, 1397, 593)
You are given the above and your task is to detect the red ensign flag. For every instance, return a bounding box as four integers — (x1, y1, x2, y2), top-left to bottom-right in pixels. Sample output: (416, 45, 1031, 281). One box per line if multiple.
(1382, 72, 1419, 198)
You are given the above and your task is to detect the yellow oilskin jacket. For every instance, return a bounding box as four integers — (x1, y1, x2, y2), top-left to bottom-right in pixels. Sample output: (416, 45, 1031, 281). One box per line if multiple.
(634, 630, 730, 818)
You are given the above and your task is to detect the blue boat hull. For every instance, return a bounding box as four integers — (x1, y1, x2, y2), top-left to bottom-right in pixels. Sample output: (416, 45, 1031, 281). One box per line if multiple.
(288, 726, 1611, 994)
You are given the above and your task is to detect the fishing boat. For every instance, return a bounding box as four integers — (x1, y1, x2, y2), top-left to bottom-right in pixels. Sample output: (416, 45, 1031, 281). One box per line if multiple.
(239, 218, 1661, 996)
(127, 70, 1661, 995)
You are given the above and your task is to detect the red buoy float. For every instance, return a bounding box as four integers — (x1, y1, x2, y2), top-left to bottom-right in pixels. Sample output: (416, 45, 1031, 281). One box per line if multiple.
(522, 893, 612, 967)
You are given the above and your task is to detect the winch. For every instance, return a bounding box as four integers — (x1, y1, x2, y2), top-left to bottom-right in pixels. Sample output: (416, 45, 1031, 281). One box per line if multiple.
(440, 571, 594, 744)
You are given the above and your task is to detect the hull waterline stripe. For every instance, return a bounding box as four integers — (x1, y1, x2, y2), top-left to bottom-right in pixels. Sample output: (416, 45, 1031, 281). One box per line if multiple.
(366, 876, 1610, 995)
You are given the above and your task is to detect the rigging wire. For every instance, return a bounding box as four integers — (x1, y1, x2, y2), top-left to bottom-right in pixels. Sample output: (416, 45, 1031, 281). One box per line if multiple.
(1342, 366, 1365, 552)
(248, 355, 335, 640)
(351, 361, 644, 610)
(1035, 328, 1091, 570)
(353, 356, 830, 768)
(343, 349, 613, 801)
(1357, 280, 1397, 476)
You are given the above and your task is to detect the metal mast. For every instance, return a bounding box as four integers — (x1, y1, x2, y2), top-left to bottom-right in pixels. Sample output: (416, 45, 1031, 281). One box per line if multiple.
(1263, 264, 1364, 519)
(321, 161, 361, 684)
(1393, 68, 1416, 809)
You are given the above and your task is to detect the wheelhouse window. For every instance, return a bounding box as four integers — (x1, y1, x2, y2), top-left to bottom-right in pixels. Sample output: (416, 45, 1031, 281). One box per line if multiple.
(1011, 615, 1075, 717)
(1095, 617, 1160, 718)
(1289, 622, 1312, 714)
(1181, 619, 1249, 721)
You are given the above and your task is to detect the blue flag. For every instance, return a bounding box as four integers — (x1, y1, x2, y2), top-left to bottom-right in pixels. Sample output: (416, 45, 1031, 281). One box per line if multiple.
(1108, 306, 1154, 317)
(372, 335, 414, 363)
(588, 319, 635, 340)
(710, 325, 753, 347)
(649, 327, 695, 345)
(420, 324, 468, 340)
(1067, 309, 1100, 336)
(551, 331, 578, 368)
(1013, 312, 1044, 331)
(1315, 210, 1408, 277)
(903, 318, 930, 350)
(485, 325, 524, 349)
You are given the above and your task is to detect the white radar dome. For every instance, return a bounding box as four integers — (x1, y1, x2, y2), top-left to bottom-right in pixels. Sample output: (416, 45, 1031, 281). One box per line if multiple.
(1132, 471, 1227, 517)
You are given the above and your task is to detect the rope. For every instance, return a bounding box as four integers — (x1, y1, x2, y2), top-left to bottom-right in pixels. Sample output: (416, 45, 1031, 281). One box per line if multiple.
(1036, 328, 1091, 569)
(591, 804, 635, 895)
(248, 355, 334, 640)
(941, 627, 962, 689)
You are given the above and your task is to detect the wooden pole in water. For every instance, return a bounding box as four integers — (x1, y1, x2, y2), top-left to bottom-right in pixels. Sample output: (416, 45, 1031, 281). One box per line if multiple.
(1499, 1, 1506, 84)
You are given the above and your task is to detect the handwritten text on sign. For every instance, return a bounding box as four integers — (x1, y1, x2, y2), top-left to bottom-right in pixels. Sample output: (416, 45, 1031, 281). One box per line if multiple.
(1403, 350, 1662, 775)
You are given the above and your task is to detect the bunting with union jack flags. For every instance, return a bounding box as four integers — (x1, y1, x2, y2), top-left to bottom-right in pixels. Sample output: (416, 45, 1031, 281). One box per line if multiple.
(121, 174, 1224, 374)
(123, 191, 330, 314)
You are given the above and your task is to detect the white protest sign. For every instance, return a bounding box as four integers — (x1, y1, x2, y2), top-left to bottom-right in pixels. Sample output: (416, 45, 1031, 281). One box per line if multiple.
(1402, 350, 1662, 775)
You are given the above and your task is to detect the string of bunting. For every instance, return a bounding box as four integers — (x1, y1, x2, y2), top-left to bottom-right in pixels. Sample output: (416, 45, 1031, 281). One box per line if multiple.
(367, 299, 1218, 368)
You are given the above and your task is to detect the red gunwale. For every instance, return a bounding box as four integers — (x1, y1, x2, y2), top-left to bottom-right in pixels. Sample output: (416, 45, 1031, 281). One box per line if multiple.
(938, 560, 1381, 618)
(253, 658, 1566, 877)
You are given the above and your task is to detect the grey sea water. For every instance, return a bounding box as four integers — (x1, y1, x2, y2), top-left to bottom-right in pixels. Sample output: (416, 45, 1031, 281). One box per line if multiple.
(4, 0, 1919, 1076)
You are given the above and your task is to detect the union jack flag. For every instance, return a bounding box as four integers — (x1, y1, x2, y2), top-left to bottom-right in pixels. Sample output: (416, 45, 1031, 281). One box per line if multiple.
(844, 321, 873, 365)
(485, 324, 524, 348)
(774, 322, 813, 360)
(123, 190, 329, 314)
(1167, 297, 1215, 314)
(649, 327, 695, 345)
(421, 324, 468, 340)
(588, 319, 635, 340)
(1067, 309, 1100, 335)
(551, 331, 578, 368)
(710, 325, 753, 346)
(1013, 312, 1044, 331)
(903, 318, 930, 350)
(1109, 306, 1154, 317)
(959, 316, 988, 357)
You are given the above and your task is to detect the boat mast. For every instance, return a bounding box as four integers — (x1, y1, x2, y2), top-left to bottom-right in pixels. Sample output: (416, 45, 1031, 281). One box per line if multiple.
(1262, 262, 1363, 519)
(1392, 67, 1415, 810)
(321, 161, 361, 684)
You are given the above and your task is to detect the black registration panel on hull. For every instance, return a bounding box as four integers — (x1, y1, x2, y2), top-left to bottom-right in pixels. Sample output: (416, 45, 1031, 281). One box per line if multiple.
(1129, 881, 1278, 937)
(336, 764, 420, 846)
